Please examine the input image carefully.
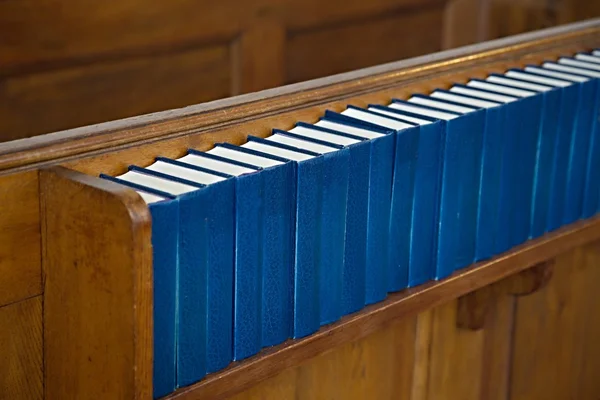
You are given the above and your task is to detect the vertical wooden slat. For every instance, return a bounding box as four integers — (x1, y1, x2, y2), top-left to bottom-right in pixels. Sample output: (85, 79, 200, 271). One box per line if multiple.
(574, 241, 600, 398)
(0, 297, 43, 400)
(232, 19, 286, 95)
(41, 166, 153, 400)
(411, 310, 434, 400)
(443, 0, 490, 49)
(508, 246, 593, 399)
(425, 300, 485, 400)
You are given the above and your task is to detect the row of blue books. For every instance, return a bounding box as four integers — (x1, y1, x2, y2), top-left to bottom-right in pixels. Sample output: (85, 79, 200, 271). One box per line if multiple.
(101, 51, 600, 398)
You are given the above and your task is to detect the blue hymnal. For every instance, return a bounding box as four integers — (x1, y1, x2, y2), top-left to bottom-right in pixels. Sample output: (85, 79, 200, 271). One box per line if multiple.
(265, 131, 350, 326)
(404, 95, 485, 270)
(532, 62, 600, 224)
(383, 99, 467, 279)
(175, 151, 264, 362)
(447, 85, 519, 254)
(462, 80, 541, 248)
(291, 122, 370, 315)
(205, 144, 294, 349)
(367, 105, 443, 285)
(130, 161, 236, 381)
(329, 107, 418, 293)
(320, 109, 396, 304)
(239, 138, 324, 339)
(547, 60, 600, 219)
(518, 66, 582, 230)
(99, 176, 177, 399)
(490, 72, 560, 239)
(426, 90, 504, 261)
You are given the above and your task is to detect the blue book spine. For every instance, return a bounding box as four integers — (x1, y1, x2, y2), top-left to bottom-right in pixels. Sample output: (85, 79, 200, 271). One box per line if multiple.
(321, 111, 394, 304)
(340, 141, 370, 314)
(365, 134, 394, 303)
(454, 110, 485, 269)
(410, 120, 444, 285)
(149, 201, 179, 398)
(289, 122, 369, 317)
(566, 79, 598, 223)
(434, 117, 457, 279)
(366, 105, 443, 286)
(244, 136, 324, 338)
(260, 164, 294, 347)
(176, 191, 208, 386)
(476, 105, 504, 260)
(318, 150, 350, 325)
(583, 79, 600, 218)
(292, 156, 324, 337)
(232, 172, 264, 361)
(388, 126, 418, 291)
(203, 180, 235, 373)
(497, 101, 520, 251)
(436, 112, 484, 276)
(547, 85, 579, 231)
(510, 96, 541, 246)
(214, 142, 295, 347)
(530, 88, 561, 238)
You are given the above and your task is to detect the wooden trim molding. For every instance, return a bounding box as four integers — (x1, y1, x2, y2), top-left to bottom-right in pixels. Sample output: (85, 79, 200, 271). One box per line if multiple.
(0, 19, 599, 172)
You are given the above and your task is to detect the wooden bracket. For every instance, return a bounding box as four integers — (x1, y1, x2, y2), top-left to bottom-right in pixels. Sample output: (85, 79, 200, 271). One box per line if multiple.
(456, 284, 495, 331)
(456, 261, 554, 330)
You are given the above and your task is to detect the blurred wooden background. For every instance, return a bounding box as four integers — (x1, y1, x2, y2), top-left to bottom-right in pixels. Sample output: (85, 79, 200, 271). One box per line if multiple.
(2, 0, 599, 141)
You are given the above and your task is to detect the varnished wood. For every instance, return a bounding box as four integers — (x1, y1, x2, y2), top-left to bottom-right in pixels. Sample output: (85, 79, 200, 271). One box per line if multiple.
(218, 241, 600, 400)
(0, 297, 43, 400)
(501, 260, 554, 296)
(165, 216, 600, 400)
(2, 0, 598, 141)
(456, 285, 494, 331)
(456, 261, 554, 330)
(508, 243, 600, 399)
(0, 22, 595, 310)
(0, 21, 598, 399)
(1, 20, 599, 173)
(0, 0, 451, 139)
(41, 166, 153, 400)
(226, 317, 417, 400)
(0, 171, 41, 307)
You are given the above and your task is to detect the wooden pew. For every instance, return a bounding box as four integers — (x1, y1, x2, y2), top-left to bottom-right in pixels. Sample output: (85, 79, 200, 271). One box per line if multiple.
(1, 18, 600, 400)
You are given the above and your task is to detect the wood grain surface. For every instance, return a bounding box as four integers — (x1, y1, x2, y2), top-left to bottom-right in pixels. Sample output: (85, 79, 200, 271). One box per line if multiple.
(0, 297, 43, 400)
(41, 167, 153, 400)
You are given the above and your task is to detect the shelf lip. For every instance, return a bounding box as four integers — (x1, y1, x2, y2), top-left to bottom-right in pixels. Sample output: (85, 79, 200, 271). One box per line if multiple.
(163, 216, 600, 400)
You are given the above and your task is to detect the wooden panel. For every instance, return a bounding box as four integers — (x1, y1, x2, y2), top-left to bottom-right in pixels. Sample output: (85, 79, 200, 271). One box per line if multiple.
(0, 0, 263, 71)
(0, 171, 41, 307)
(443, 0, 488, 49)
(286, 6, 444, 84)
(574, 241, 600, 399)
(1, 45, 231, 140)
(41, 167, 153, 400)
(286, 0, 444, 29)
(509, 241, 600, 399)
(0, 297, 43, 400)
(487, 0, 600, 40)
(424, 299, 485, 399)
(221, 240, 600, 400)
(227, 317, 417, 400)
